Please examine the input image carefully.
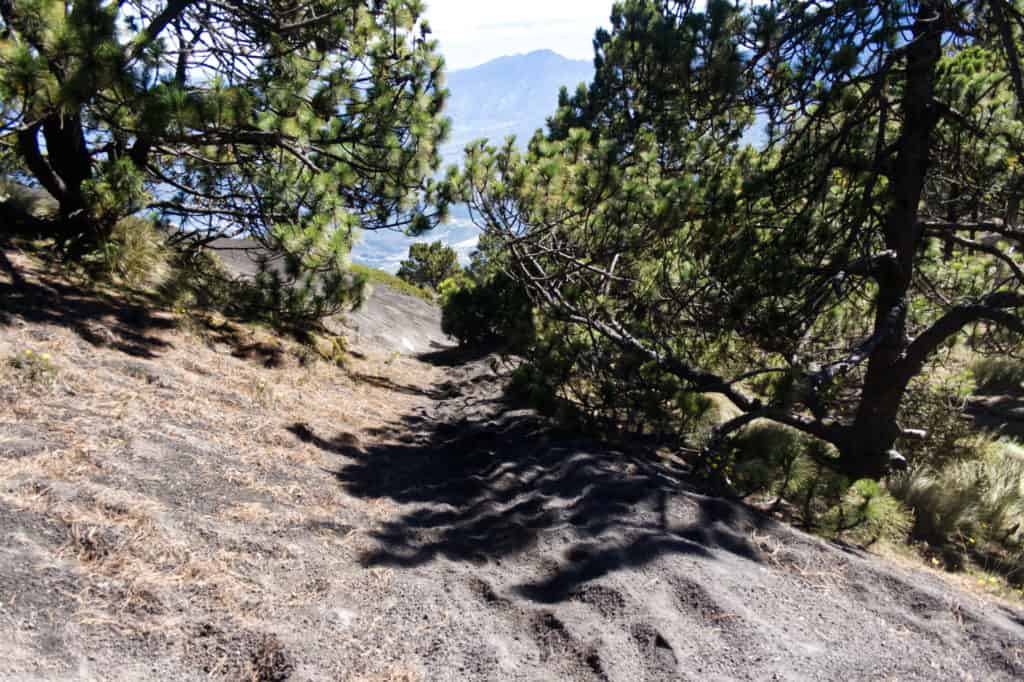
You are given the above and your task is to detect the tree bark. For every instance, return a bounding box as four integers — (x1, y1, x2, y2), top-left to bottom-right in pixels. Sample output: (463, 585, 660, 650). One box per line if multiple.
(843, 2, 946, 478)
(15, 113, 109, 249)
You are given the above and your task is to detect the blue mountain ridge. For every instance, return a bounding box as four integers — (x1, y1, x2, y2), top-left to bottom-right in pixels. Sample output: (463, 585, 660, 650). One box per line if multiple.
(351, 50, 593, 273)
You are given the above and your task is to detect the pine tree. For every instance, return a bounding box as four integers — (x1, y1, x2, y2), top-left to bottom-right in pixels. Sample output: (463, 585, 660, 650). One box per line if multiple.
(397, 239, 460, 290)
(0, 0, 450, 314)
(456, 0, 1024, 479)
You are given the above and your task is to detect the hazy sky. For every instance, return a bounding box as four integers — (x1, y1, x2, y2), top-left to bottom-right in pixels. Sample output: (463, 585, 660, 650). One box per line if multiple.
(425, 0, 611, 70)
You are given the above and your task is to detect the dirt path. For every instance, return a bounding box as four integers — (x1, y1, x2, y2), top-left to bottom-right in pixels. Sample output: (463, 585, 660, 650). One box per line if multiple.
(2, 249, 1024, 680)
(328, 356, 1024, 681)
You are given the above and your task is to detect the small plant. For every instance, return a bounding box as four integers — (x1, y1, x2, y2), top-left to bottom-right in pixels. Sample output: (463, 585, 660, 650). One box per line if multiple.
(971, 357, 1024, 395)
(313, 334, 349, 367)
(891, 438, 1024, 569)
(251, 378, 276, 409)
(8, 348, 57, 386)
(821, 479, 912, 545)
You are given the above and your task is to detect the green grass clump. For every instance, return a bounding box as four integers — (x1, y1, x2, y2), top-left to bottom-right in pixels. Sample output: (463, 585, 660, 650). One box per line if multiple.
(81, 216, 171, 289)
(891, 439, 1024, 565)
(349, 263, 434, 302)
(971, 357, 1024, 395)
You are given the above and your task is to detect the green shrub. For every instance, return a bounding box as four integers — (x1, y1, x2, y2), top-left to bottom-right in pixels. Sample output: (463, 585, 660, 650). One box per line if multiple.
(724, 421, 911, 542)
(396, 241, 461, 290)
(160, 250, 370, 331)
(897, 371, 978, 468)
(972, 357, 1024, 395)
(821, 479, 912, 545)
(891, 438, 1024, 564)
(232, 264, 360, 328)
(440, 271, 534, 349)
(728, 421, 810, 498)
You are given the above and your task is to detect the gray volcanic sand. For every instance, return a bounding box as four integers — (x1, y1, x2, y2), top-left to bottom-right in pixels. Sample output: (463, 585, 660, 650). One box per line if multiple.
(331, 357, 1024, 681)
(1, 246, 1023, 680)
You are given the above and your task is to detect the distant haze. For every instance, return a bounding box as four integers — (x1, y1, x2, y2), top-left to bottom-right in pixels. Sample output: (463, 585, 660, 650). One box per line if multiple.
(425, 0, 609, 70)
(352, 50, 594, 273)
(442, 49, 594, 163)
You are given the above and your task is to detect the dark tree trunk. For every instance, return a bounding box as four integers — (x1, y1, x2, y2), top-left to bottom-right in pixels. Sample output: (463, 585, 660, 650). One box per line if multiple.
(842, 2, 946, 478)
(43, 113, 106, 248)
(839, 392, 907, 480)
(14, 112, 108, 251)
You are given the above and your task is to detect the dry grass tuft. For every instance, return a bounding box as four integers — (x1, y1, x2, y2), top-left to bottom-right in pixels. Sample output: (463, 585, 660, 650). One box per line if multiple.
(0, 245, 450, 673)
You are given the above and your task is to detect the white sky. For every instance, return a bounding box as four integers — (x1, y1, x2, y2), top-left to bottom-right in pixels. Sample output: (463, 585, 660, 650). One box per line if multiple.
(424, 0, 611, 70)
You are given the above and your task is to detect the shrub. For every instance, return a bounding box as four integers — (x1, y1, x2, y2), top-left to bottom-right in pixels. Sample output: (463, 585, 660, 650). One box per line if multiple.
(396, 241, 461, 290)
(728, 422, 812, 500)
(891, 438, 1024, 566)
(231, 264, 360, 328)
(725, 421, 910, 542)
(897, 371, 978, 468)
(158, 249, 367, 331)
(972, 357, 1024, 395)
(821, 479, 912, 545)
(440, 271, 534, 349)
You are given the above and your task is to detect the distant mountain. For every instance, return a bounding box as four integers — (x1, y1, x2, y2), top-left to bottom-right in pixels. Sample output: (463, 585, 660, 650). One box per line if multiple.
(352, 50, 594, 273)
(441, 49, 594, 163)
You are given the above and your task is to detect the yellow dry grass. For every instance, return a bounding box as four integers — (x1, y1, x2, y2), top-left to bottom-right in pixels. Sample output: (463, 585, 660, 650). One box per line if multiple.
(0, 248, 442, 648)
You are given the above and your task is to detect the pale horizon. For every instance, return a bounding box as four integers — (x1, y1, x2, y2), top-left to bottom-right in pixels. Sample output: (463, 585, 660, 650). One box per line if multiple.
(425, 0, 610, 71)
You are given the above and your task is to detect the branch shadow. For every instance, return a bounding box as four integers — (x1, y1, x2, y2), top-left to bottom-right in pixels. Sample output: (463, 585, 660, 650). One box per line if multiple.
(348, 371, 455, 400)
(315, 371, 767, 605)
(0, 248, 174, 358)
(417, 344, 496, 368)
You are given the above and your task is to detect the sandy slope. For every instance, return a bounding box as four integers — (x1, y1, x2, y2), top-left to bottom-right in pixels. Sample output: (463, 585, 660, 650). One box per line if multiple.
(1, 247, 1023, 681)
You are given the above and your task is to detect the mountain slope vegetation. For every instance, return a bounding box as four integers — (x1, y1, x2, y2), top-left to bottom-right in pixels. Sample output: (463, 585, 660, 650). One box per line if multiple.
(2, 0, 1024, 679)
(1, 245, 1023, 680)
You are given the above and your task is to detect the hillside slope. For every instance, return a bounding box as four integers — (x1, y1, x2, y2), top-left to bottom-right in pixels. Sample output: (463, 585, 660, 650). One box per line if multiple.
(206, 238, 450, 355)
(2, 247, 1023, 681)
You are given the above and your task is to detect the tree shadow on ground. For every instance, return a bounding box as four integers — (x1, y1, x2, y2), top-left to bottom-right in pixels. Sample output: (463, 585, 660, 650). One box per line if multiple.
(0, 247, 174, 358)
(417, 344, 497, 368)
(347, 371, 454, 400)
(314, 373, 767, 604)
(967, 396, 1024, 440)
(0, 243, 311, 368)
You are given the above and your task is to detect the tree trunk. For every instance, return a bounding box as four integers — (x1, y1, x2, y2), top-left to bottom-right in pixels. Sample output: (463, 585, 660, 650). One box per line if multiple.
(15, 112, 108, 251)
(839, 388, 907, 480)
(843, 2, 945, 478)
